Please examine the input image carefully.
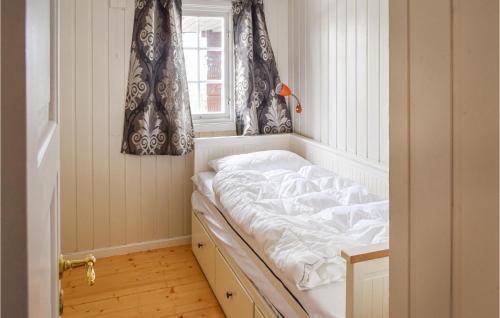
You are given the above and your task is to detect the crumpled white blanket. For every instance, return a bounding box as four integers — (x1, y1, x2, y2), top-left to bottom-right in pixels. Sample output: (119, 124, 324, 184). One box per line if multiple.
(212, 165, 389, 290)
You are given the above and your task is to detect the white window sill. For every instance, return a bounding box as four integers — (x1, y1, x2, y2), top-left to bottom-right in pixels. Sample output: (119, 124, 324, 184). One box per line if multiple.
(193, 120, 236, 133)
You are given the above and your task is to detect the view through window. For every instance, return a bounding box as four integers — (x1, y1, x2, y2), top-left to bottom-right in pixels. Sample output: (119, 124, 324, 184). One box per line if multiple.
(182, 16, 226, 117)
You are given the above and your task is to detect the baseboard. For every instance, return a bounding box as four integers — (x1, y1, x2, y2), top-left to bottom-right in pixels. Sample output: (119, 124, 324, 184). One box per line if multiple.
(63, 236, 192, 259)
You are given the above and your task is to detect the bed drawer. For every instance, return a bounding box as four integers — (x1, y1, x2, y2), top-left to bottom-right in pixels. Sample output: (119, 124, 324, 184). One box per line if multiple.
(215, 249, 254, 318)
(191, 213, 216, 288)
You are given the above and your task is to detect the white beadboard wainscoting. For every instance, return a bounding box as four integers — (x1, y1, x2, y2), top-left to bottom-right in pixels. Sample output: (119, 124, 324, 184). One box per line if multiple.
(60, 0, 289, 254)
(288, 0, 389, 166)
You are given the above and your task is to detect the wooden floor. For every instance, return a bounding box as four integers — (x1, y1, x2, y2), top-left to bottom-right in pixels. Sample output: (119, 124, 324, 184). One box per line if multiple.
(61, 245, 225, 318)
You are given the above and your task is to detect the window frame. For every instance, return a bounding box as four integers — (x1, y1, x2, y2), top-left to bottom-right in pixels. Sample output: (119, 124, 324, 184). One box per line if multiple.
(182, 2, 235, 133)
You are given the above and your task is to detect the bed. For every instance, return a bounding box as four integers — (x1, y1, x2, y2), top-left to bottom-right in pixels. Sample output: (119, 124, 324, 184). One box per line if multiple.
(191, 133, 389, 318)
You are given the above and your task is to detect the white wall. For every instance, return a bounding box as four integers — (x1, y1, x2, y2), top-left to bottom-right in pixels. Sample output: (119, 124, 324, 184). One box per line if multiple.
(288, 0, 389, 167)
(60, 0, 289, 254)
(390, 0, 499, 317)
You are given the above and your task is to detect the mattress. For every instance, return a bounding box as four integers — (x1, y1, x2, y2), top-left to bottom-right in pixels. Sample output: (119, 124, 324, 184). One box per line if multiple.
(192, 172, 346, 318)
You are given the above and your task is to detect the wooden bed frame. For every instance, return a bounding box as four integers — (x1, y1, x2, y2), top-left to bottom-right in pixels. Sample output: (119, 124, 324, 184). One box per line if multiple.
(192, 133, 389, 318)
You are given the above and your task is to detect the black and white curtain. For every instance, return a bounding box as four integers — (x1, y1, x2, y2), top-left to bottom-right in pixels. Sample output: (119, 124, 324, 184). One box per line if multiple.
(122, 0, 194, 156)
(233, 0, 293, 135)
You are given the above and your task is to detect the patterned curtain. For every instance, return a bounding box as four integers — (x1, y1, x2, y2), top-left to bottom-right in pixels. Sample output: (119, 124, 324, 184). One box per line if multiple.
(121, 0, 194, 156)
(233, 0, 293, 136)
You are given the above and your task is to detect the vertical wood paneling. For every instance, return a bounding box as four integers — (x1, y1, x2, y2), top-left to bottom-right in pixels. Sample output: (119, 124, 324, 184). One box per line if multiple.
(75, 0, 94, 251)
(108, 7, 127, 247)
(388, 0, 410, 315)
(410, 0, 452, 315)
(390, 0, 499, 316)
(288, 0, 297, 130)
(265, 0, 289, 84)
(156, 157, 172, 239)
(336, 0, 347, 151)
(302, 0, 310, 137)
(264, 0, 277, 59)
(346, 1, 357, 153)
(367, 0, 381, 162)
(362, 280, 373, 317)
(277, 0, 289, 83)
(297, 0, 305, 134)
(383, 276, 389, 317)
(356, 0, 368, 158)
(452, 0, 499, 315)
(320, 0, 330, 145)
(123, 0, 142, 245)
(140, 157, 157, 242)
(125, 157, 141, 244)
(170, 156, 186, 238)
(92, 0, 110, 249)
(378, 0, 389, 165)
(61, 0, 388, 255)
(60, 0, 77, 253)
(184, 153, 195, 235)
(60, 0, 291, 253)
(372, 277, 385, 317)
(311, 0, 322, 141)
(328, 0, 338, 149)
(290, 0, 388, 168)
(346, 0, 357, 154)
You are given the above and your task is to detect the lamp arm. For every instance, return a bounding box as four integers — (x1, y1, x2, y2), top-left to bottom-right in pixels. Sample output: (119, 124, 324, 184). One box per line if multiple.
(290, 93, 302, 106)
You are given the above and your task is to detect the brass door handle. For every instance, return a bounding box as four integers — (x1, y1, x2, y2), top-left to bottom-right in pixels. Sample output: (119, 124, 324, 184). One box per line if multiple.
(59, 254, 96, 286)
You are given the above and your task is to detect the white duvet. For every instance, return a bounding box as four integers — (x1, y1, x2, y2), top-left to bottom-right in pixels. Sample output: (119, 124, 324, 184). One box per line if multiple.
(212, 165, 389, 291)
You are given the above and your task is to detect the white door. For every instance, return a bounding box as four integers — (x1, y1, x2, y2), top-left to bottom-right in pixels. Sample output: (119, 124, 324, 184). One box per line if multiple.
(27, 0, 59, 316)
(1, 0, 95, 316)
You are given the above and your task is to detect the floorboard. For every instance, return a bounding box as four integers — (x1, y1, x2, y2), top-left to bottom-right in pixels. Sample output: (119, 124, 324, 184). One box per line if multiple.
(61, 245, 225, 318)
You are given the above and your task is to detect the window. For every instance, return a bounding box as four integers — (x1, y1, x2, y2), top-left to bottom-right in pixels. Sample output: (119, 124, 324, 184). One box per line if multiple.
(182, 6, 234, 132)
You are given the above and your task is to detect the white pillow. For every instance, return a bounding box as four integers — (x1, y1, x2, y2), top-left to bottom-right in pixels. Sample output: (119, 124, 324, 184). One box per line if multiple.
(208, 150, 311, 173)
(191, 171, 216, 198)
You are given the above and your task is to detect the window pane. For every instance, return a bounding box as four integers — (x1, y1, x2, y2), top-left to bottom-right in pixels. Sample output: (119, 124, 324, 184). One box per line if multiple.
(209, 52, 223, 81)
(200, 50, 222, 81)
(182, 14, 227, 118)
(188, 83, 199, 114)
(199, 83, 207, 114)
(184, 49, 198, 81)
(206, 83, 223, 113)
(199, 17, 223, 48)
(182, 16, 198, 47)
(199, 50, 207, 81)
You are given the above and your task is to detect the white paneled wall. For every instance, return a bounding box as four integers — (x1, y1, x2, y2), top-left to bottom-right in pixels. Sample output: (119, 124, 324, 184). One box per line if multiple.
(60, 0, 288, 254)
(265, 0, 289, 84)
(288, 0, 389, 166)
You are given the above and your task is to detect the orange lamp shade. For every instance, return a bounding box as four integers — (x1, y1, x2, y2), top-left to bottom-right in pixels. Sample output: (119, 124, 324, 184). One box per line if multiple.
(275, 82, 303, 114)
(276, 83, 292, 97)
